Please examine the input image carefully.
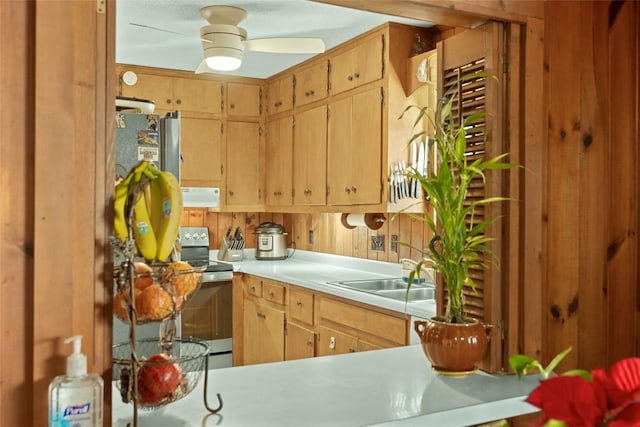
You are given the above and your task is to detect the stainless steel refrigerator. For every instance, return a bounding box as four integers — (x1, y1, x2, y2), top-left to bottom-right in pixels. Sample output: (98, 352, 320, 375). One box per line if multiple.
(113, 110, 182, 345)
(114, 110, 181, 181)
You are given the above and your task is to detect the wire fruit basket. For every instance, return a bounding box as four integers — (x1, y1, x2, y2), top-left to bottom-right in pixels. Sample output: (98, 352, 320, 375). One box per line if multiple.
(113, 262, 205, 324)
(113, 337, 208, 410)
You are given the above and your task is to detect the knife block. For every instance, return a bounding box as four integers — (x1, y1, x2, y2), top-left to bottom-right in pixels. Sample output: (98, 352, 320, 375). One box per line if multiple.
(217, 236, 244, 261)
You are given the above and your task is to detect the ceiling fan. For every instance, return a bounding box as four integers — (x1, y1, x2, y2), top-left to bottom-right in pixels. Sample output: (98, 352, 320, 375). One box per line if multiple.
(130, 4, 324, 74)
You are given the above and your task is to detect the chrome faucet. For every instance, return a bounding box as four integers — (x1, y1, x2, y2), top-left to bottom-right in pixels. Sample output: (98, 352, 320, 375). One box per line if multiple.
(400, 258, 435, 284)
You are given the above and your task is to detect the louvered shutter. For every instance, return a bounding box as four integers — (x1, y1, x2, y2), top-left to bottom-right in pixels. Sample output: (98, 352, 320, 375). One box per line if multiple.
(436, 22, 506, 371)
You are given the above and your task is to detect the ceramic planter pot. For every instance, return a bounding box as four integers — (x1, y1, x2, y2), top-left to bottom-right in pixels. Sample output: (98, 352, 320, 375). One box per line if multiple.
(414, 317, 494, 376)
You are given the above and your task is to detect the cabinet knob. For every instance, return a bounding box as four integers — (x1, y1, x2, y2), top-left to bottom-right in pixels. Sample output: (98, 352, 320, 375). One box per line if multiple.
(347, 75, 353, 81)
(165, 99, 171, 104)
(257, 312, 266, 319)
(269, 291, 274, 297)
(351, 186, 357, 193)
(344, 187, 351, 194)
(310, 90, 315, 95)
(296, 300, 302, 307)
(354, 72, 360, 79)
(230, 103, 235, 109)
(176, 99, 182, 105)
(229, 190, 234, 196)
(306, 340, 313, 346)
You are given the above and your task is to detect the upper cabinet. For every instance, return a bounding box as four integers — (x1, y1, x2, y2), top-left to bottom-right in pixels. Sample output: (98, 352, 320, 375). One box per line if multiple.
(293, 105, 327, 206)
(295, 60, 329, 107)
(226, 82, 262, 118)
(119, 71, 223, 115)
(327, 88, 383, 205)
(225, 121, 264, 210)
(180, 117, 224, 187)
(267, 74, 294, 116)
(329, 34, 384, 96)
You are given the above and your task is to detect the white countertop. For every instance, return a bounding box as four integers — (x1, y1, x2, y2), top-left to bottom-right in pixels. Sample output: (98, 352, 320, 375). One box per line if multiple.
(212, 249, 437, 320)
(112, 345, 540, 427)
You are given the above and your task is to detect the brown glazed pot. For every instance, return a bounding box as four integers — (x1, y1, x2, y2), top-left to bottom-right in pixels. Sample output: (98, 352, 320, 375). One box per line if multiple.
(414, 317, 494, 376)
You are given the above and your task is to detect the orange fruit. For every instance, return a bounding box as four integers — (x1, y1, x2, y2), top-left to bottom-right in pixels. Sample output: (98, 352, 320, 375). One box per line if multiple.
(165, 261, 199, 297)
(137, 284, 173, 320)
(134, 262, 154, 291)
(113, 286, 142, 322)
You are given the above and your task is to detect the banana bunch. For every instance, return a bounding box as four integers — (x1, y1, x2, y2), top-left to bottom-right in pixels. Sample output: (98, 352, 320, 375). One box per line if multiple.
(113, 160, 183, 262)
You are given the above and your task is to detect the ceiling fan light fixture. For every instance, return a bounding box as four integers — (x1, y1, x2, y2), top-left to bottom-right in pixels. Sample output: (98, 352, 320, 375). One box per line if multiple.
(205, 51, 243, 71)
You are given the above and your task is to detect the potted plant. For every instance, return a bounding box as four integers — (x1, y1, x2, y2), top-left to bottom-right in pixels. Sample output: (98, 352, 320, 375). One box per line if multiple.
(401, 75, 518, 375)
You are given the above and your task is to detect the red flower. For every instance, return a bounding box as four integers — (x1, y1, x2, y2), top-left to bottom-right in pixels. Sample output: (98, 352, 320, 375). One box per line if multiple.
(527, 375, 607, 426)
(594, 358, 640, 426)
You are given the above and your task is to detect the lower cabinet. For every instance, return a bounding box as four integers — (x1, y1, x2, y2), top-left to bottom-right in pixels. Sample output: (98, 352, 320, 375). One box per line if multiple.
(233, 274, 409, 366)
(285, 322, 315, 360)
(243, 297, 285, 365)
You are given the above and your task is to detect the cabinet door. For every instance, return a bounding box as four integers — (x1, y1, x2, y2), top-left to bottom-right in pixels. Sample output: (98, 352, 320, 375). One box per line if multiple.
(227, 82, 261, 117)
(295, 60, 328, 107)
(285, 322, 315, 361)
(327, 88, 383, 205)
(350, 88, 382, 204)
(353, 35, 384, 88)
(121, 73, 174, 112)
(289, 288, 314, 326)
(327, 96, 353, 205)
(180, 117, 223, 187)
(265, 116, 293, 206)
(330, 34, 384, 96)
(225, 121, 263, 207)
(267, 75, 293, 116)
(293, 105, 327, 206)
(243, 299, 285, 365)
(172, 77, 223, 115)
(317, 325, 357, 356)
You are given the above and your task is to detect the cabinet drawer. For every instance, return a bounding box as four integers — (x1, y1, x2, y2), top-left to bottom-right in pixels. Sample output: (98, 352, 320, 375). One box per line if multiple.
(318, 297, 407, 346)
(243, 277, 262, 297)
(263, 281, 286, 305)
(289, 288, 314, 325)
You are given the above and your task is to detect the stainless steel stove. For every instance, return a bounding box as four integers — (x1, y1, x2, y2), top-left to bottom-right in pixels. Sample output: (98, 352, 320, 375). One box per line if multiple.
(179, 226, 234, 368)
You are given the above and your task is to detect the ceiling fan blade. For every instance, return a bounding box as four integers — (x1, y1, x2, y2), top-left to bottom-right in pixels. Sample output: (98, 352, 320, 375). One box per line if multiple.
(129, 22, 187, 37)
(195, 60, 213, 74)
(244, 38, 325, 54)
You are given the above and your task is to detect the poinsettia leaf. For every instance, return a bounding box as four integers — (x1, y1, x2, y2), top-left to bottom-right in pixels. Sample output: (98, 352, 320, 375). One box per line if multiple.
(609, 357, 640, 394)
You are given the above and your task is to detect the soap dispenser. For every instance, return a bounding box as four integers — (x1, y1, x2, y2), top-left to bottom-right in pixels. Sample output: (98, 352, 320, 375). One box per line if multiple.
(48, 335, 103, 427)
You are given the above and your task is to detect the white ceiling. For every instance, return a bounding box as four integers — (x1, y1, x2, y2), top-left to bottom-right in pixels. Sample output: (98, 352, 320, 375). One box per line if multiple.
(116, 0, 434, 79)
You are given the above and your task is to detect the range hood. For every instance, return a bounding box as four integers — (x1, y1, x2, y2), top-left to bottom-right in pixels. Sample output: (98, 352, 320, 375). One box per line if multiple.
(182, 187, 220, 208)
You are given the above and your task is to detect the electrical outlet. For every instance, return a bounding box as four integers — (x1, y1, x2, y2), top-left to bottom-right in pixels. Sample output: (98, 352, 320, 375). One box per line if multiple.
(308, 229, 314, 244)
(390, 234, 398, 253)
(371, 235, 385, 252)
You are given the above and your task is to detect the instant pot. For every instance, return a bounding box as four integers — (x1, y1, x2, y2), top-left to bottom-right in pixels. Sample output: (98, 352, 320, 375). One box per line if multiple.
(254, 222, 292, 260)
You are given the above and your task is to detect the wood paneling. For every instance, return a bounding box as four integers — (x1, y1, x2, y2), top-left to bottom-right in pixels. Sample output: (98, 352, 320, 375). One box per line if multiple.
(1, 0, 114, 424)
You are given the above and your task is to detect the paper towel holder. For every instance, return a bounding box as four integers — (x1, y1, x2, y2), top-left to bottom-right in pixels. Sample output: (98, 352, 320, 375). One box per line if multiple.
(340, 213, 386, 230)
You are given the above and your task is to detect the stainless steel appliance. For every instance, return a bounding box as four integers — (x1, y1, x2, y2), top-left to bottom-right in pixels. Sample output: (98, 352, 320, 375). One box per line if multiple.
(255, 222, 293, 260)
(114, 103, 181, 181)
(179, 226, 234, 368)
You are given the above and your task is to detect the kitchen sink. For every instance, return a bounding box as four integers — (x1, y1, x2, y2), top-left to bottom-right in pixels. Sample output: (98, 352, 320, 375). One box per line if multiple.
(327, 278, 435, 302)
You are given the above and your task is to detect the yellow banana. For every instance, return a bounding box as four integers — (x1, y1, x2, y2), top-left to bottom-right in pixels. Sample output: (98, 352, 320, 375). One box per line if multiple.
(130, 179, 157, 261)
(147, 164, 183, 261)
(113, 161, 151, 243)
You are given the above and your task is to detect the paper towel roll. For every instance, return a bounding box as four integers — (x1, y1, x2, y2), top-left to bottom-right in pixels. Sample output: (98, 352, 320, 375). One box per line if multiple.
(340, 213, 386, 230)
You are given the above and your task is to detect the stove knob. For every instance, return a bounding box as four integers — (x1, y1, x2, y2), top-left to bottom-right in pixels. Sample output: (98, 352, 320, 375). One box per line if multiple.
(193, 233, 200, 241)
(199, 232, 208, 240)
(184, 232, 192, 241)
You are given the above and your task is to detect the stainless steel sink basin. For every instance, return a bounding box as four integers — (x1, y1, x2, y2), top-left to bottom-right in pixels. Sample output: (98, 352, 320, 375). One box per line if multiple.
(327, 278, 435, 302)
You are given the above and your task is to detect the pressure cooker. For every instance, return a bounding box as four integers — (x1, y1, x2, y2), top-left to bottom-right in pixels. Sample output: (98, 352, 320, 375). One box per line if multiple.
(254, 222, 292, 260)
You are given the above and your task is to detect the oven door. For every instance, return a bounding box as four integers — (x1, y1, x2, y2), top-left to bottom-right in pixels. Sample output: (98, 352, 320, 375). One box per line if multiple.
(180, 280, 233, 368)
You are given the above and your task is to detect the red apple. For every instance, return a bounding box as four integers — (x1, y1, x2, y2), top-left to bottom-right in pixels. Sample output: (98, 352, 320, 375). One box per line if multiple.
(137, 353, 182, 405)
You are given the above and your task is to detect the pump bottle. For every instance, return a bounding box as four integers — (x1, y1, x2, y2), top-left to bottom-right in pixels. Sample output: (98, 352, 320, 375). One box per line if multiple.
(48, 335, 104, 427)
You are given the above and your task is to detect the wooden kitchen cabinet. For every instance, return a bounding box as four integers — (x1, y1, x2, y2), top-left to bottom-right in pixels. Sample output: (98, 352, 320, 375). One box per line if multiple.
(285, 322, 315, 360)
(120, 71, 223, 115)
(224, 120, 264, 209)
(267, 74, 294, 116)
(317, 325, 357, 356)
(295, 60, 328, 108)
(327, 87, 383, 205)
(317, 296, 408, 350)
(180, 117, 224, 187)
(226, 82, 262, 117)
(293, 105, 327, 206)
(329, 34, 384, 96)
(243, 298, 285, 365)
(265, 115, 293, 206)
